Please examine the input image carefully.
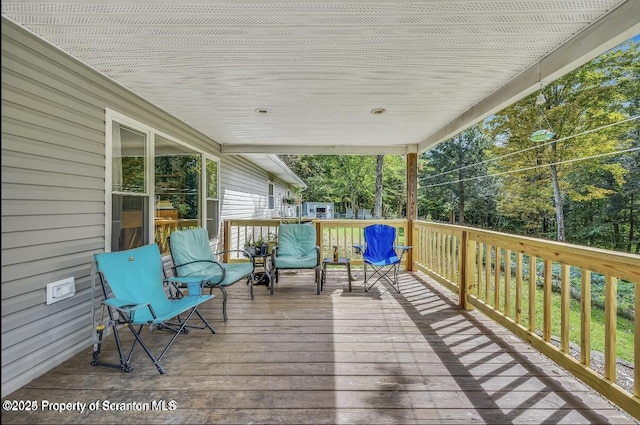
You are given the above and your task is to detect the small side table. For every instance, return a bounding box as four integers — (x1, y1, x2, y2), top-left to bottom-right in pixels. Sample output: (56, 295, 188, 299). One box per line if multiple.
(252, 253, 273, 295)
(321, 257, 354, 292)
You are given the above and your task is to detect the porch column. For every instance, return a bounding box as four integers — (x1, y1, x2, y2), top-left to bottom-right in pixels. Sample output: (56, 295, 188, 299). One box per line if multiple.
(406, 153, 417, 271)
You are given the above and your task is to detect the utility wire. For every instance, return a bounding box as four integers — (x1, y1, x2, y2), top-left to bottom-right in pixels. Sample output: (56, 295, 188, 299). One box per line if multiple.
(420, 146, 640, 189)
(419, 115, 639, 183)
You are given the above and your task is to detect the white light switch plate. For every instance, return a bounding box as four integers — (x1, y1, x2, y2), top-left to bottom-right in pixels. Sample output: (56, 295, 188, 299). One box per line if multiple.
(46, 277, 75, 305)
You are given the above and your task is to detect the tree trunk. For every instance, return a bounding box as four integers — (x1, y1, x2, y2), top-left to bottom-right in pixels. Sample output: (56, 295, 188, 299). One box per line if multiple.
(374, 155, 384, 219)
(458, 174, 465, 225)
(549, 141, 565, 241)
(629, 193, 637, 253)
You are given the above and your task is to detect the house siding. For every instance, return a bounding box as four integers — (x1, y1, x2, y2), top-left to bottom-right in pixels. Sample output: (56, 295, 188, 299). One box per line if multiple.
(1, 18, 297, 398)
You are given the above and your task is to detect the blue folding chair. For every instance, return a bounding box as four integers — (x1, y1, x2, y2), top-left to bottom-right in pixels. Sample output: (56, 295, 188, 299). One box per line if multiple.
(353, 224, 412, 294)
(168, 228, 255, 321)
(91, 243, 216, 374)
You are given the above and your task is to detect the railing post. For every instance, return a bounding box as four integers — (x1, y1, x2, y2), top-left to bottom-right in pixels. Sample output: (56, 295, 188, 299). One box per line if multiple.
(459, 229, 474, 310)
(315, 220, 323, 257)
(223, 220, 231, 263)
(406, 153, 417, 271)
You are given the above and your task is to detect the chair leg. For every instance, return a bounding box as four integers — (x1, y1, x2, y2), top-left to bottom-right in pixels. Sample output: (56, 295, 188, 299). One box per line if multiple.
(316, 266, 321, 295)
(363, 264, 401, 294)
(157, 307, 199, 362)
(249, 273, 254, 300)
(194, 309, 216, 334)
(364, 264, 368, 292)
(218, 286, 229, 322)
(130, 324, 166, 374)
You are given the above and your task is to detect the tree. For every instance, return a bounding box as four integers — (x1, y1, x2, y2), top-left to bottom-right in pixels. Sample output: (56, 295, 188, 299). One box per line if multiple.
(420, 125, 495, 225)
(486, 40, 638, 242)
(281, 154, 406, 218)
(374, 155, 384, 219)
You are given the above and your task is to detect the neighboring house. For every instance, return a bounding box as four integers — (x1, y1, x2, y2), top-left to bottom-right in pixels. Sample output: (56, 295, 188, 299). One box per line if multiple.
(1, 19, 304, 398)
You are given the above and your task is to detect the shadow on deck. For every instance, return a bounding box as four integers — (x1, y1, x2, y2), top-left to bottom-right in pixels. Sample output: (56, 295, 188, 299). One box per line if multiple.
(2, 269, 635, 424)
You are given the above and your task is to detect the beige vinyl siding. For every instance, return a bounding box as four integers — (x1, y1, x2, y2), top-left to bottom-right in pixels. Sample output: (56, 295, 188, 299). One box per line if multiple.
(1, 18, 298, 398)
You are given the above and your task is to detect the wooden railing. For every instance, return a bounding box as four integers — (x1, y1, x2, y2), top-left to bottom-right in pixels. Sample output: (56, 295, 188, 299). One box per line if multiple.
(413, 220, 640, 419)
(224, 218, 640, 419)
(223, 219, 408, 266)
(315, 219, 408, 266)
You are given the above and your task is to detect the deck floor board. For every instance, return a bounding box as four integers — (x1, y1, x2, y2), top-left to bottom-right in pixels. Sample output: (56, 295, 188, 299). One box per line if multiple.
(2, 270, 635, 424)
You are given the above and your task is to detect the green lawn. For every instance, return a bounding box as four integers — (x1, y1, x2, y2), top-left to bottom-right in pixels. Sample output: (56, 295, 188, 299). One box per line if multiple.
(480, 278, 635, 363)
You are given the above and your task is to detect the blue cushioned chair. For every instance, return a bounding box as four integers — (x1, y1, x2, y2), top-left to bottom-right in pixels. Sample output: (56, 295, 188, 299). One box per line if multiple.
(353, 224, 412, 294)
(271, 223, 321, 294)
(168, 228, 254, 321)
(92, 243, 216, 374)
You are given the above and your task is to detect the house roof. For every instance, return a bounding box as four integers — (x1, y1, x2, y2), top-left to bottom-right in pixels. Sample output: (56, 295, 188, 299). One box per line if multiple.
(245, 154, 307, 189)
(2, 1, 638, 160)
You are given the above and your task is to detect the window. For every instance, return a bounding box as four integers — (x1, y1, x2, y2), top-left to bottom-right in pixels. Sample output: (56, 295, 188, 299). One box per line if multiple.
(268, 181, 275, 210)
(205, 157, 220, 238)
(106, 109, 220, 253)
(154, 136, 202, 252)
(109, 121, 150, 252)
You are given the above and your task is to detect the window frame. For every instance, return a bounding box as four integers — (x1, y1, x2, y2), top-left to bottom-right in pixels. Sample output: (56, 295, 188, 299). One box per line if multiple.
(105, 108, 220, 252)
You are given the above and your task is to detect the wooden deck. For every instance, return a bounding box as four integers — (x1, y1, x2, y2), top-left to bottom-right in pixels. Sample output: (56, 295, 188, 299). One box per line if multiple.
(3, 270, 636, 424)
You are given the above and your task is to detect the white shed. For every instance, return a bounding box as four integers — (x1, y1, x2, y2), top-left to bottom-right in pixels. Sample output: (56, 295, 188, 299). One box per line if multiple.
(303, 202, 334, 219)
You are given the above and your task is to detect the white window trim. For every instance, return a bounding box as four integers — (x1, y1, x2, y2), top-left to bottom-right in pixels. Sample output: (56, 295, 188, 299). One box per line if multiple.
(105, 108, 219, 252)
(204, 154, 221, 238)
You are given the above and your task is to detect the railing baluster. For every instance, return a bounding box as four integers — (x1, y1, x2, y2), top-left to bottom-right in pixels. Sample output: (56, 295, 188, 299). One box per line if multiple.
(504, 249, 511, 318)
(581, 269, 591, 367)
(529, 255, 536, 333)
(494, 247, 501, 310)
(485, 245, 491, 304)
(516, 252, 523, 325)
(604, 275, 617, 382)
(543, 259, 552, 342)
(560, 264, 570, 354)
(477, 242, 484, 299)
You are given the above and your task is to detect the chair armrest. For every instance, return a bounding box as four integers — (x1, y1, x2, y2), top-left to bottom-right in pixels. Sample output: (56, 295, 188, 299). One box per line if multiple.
(214, 249, 255, 272)
(102, 298, 155, 321)
(353, 244, 365, 255)
(394, 245, 413, 261)
(214, 249, 254, 263)
(394, 245, 412, 252)
(315, 246, 321, 265)
(173, 259, 225, 284)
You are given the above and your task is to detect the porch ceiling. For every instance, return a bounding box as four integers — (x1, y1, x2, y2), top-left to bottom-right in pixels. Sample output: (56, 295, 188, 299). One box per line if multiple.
(2, 1, 639, 155)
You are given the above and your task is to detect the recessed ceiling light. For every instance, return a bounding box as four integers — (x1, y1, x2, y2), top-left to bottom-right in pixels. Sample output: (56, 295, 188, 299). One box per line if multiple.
(370, 108, 386, 115)
(255, 108, 270, 114)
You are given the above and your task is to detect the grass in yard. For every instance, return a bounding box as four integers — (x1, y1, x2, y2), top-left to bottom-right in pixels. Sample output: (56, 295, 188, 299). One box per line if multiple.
(479, 274, 635, 364)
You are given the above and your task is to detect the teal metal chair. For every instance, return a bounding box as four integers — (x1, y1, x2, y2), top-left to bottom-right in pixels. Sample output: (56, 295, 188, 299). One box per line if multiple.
(168, 227, 255, 321)
(271, 223, 321, 294)
(92, 243, 216, 374)
(353, 224, 412, 294)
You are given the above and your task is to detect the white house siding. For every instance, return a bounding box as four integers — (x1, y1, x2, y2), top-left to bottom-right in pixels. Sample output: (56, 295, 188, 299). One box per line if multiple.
(219, 156, 293, 221)
(1, 18, 297, 398)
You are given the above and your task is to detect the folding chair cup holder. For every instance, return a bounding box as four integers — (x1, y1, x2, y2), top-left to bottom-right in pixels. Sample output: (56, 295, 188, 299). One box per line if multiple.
(353, 224, 412, 294)
(92, 243, 216, 374)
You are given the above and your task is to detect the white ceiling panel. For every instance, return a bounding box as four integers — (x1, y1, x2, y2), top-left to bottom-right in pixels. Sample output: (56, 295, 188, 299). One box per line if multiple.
(2, 1, 638, 155)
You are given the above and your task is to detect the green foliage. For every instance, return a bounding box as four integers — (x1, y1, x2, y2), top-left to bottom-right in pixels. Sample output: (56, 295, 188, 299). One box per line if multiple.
(155, 154, 201, 219)
(415, 39, 639, 252)
(484, 40, 639, 245)
(419, 125, 498, 226)
(280, 154, 407, 218)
